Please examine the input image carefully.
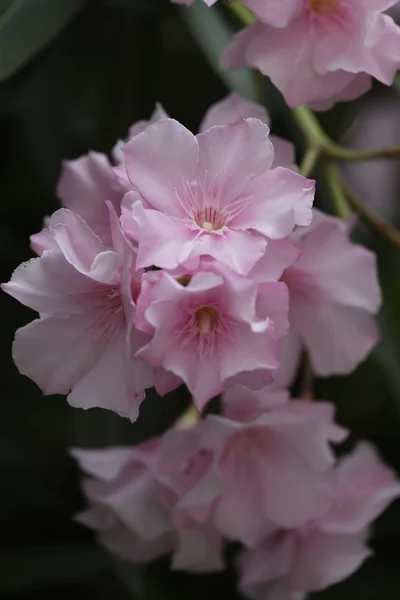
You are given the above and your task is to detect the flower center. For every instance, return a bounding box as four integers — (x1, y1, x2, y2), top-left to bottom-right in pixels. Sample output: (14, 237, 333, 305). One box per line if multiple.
(194, 306, 219, 335)
(194, 207, 226, 232)
(106, 287, 123, 315)
(309, 0, 339, 15)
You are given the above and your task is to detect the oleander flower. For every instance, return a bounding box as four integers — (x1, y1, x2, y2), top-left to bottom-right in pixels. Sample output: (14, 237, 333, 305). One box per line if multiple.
(134, 262, 291, 409)
(72, 424, 223, 572)
(238, 441, 400, 599)
(199, 387, 347, 546)
(2, 206, 153, 420)
(281, 209, 381, 376)
(222, 0, 400, 108)
(121, 117, 314, 275)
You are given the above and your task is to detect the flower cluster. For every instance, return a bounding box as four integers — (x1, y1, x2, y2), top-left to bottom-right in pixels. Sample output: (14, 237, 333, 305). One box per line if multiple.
(173, 0, 400, 109)
(73, 385, 400, 598)
(2, 92, 393, 598)
(2, 94, 380, 417)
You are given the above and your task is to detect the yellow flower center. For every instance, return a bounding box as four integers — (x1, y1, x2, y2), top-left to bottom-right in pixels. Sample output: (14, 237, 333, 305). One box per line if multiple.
(310, 0, 339, 15)
(194, 306, 219, 335)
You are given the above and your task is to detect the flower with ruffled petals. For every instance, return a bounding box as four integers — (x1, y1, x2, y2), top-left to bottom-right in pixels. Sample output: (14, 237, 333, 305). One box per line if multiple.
(2, 206, 152, 420)
(222, 0, 400, 108)
(121, 118, 314, 275)
(281, 209, 381, 377)
(31, 153, 130, 253)
(238, 441, 400, 599)
(72, 424, 223, 572)
(134, 263, 291, 409)
(197, 386, 347, 546)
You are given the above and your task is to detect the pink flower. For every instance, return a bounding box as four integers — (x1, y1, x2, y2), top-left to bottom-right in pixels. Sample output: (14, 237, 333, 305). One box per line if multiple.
(112, 104, 168, 164)
(134, 261, 291, 410)
(199, 93, 296, 169)
(198, 387, 347, 546)
(222, 1, 400, 108)
(238, 442, 400, 598)
(72, 425, 223, 572)
(2, 206, 152, 420)
(121, 118, 314, 275)
(282, 209, 381, 376)
(31, 152, 130, 252)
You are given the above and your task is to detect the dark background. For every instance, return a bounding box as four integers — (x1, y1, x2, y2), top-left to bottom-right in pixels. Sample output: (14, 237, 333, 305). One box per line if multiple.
(1, 1, 400, 598)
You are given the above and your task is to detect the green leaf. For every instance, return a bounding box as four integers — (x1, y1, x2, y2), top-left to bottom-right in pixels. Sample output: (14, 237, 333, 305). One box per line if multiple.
(0, 0, 88, 83)
(179, 2, 258, 101)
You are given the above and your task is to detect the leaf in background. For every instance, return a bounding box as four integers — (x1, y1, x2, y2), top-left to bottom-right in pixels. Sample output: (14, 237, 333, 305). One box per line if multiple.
(0, 544, 108, 595)
(0, 0, 88, 83)
(179, 2, 257, 101)
(394, 72, 400, 94)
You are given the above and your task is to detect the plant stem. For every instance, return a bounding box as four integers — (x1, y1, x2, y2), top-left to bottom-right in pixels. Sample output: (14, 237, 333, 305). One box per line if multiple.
(327, 144, 400, 161)
(323, 162, 351, 219)
(227, 1, 255, 25)
(300, 146, 320, 177)
(342, 178, 400, 249)
(291, 105, 331, 148)
(292, 107, 400, 161)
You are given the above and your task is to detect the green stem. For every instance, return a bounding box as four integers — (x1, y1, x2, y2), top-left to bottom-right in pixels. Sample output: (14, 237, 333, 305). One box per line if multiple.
(325, 143, 400, 161)
(300, 146, 320, 178)
(227, 1, 255, 25)
(291, 105, 331, 148)
(342, 178, 400, 248)
(323, 162, 351, 219)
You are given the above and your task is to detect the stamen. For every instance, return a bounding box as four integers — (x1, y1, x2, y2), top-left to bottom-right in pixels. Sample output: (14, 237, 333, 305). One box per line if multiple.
(310, 0, 339, 14)
(195, 306, 219, 335)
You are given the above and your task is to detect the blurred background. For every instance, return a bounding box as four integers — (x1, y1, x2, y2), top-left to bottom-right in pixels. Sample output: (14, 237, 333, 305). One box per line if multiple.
(1, 0, 400, 598)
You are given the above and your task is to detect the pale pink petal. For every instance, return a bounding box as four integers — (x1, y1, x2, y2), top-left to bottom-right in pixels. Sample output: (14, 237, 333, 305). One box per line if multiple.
(291, 299, 380, 375)
(270, 135, 296, 169)
(219, 322, 280, 385)
(120, 191, 142, 242)
(244, 0, 301, 27)
(71, 447, 135, 481)
(12, 315, 106, 395)
(30, 226, 58, 255)
(48, 210, 121, 284)
(290, 532, 371, 591)
(172, 525, 223, 572)
(322, 442, 400, 534)
(100, 522, 175, 564)
(291, 213, 381, 313)
(196, 118, 274, 204)
(132, 203, 195, 269)
(222, 385, 289, 423)
(215, 448, 272, 546)
(122, 119, 199, 216)
(256, 282, 290, 337)
(232, 168, 314, 239)
(309, 73, 372, 111)
(268, 332, 303, 391)
(249, 239, 301, 283)
(67, 332, 152, 421)
(2, 250, 97, 315)
(57, 152, 127, 245)
(222, 21, 357, 108)
(199, 92, 269, 133)
(188, 228, 267, 276)
(239, 534, 293, 589)
(154, 369, 183, 397)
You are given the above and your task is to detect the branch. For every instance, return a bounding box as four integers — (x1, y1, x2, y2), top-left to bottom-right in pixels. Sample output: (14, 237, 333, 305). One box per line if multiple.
(323, 162, 351, 219)
(341, 177, 400, 249)
(300, 146, 320, 177)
